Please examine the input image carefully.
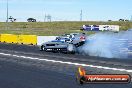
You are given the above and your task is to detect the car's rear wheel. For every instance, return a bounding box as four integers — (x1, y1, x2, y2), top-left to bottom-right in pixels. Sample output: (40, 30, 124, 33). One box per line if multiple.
(67, 44, 76, 54)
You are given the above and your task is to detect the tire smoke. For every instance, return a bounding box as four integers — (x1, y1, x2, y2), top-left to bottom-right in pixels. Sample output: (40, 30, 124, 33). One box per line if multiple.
(78, 30, 132, 59)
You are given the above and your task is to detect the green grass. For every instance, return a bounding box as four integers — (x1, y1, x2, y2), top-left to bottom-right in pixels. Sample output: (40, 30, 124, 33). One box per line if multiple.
(0, 21, 132, 36)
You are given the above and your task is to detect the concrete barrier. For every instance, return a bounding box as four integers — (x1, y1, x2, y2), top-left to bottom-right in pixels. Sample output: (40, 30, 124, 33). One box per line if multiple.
(1, 34, 18, 43)
(18, 35, 37, 45)
(37, 36, 57, 46)
(0, 34, 56, 46)
(0, 34, 1, 42)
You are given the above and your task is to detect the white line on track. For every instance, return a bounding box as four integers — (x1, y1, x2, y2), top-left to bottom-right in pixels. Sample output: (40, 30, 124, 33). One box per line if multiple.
(0, 52, 132, 73)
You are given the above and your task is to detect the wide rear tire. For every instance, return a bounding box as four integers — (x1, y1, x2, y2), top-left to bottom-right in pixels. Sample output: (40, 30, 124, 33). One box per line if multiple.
(67, 44, 76, 54)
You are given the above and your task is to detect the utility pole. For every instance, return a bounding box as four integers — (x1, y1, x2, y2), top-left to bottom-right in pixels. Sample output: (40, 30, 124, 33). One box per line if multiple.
(6, 0, 9, 29)
(7, 0, 9, 22)
(80, 10, 82, 21)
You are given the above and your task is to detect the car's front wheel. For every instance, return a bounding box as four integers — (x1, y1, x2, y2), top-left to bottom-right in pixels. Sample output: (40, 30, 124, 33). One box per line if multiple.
(40, 45, 45, 51)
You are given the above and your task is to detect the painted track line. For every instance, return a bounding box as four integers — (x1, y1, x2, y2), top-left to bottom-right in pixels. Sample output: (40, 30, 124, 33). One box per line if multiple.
(0, 52, 132, 73)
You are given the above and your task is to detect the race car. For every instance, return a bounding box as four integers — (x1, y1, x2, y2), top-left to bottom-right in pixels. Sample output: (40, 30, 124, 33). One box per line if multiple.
(40, 33, 86, 53)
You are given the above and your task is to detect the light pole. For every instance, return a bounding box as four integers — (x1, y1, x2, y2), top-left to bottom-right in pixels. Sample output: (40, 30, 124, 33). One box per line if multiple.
(7, 0, 9, 22)
(6, 0, 9, 29)
(80, 10, 82, 21)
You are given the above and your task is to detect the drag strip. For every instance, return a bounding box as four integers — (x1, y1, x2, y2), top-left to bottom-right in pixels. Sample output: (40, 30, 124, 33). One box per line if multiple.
(0, 57, 78, 88)
(0, 52, 132, 73)
(0, 43, 132, 88)
(0, 43, 132, 71)
(0, 53, 132, 88)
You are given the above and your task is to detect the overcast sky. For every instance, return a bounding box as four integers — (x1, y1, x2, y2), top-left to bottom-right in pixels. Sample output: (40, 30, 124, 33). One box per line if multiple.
(0, 0, 132, 22)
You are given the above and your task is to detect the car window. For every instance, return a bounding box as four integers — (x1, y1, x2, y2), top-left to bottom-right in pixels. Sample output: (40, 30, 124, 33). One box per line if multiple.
(69, 35, 73, 38)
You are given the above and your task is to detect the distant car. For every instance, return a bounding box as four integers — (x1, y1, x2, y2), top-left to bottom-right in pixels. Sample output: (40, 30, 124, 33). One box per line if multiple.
(27, 18, 36, 22)
(40, 33, 86, 53)
(127, 29, 132, 31)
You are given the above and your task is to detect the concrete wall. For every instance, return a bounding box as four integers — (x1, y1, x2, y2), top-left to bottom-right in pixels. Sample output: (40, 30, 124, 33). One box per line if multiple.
(37, 36, 57, 46)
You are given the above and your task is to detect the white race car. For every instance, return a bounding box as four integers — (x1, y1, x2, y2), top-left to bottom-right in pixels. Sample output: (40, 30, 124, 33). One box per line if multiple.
(40, 33, 86, 53)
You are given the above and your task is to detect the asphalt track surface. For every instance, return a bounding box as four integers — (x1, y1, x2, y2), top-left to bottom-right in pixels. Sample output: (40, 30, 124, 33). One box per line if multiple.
(0, 43, 132, 88)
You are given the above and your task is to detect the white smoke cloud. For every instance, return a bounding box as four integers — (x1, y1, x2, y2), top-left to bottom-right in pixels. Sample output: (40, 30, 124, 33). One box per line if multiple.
(78, 30, 132, 59)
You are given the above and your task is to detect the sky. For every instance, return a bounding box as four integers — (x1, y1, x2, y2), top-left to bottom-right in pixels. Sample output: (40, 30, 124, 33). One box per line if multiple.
(0, 0, 132, 22)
